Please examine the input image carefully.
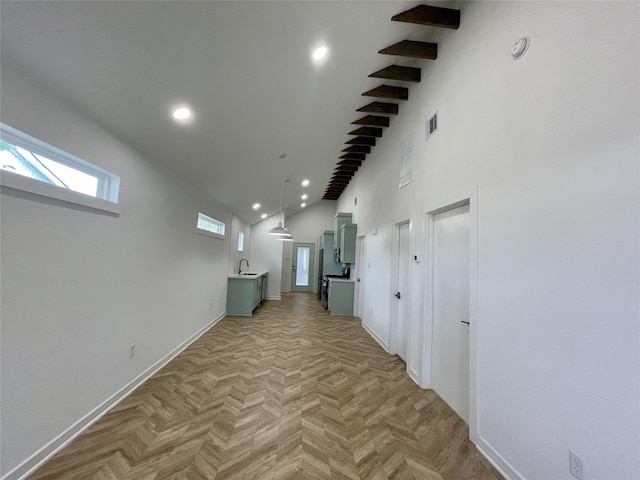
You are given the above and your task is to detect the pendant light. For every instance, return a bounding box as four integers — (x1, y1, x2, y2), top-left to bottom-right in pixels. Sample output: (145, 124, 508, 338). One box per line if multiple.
(268, 155, 293, 240)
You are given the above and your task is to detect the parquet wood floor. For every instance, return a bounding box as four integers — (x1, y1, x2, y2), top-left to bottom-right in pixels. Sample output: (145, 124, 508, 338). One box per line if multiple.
(29, 293, 502, 480)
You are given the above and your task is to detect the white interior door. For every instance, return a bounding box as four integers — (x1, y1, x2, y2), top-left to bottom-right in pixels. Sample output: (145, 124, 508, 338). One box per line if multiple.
(355, 235, 365, 318)
(396, 222, 410, 361)
(291, 242, 315, 292)
(431, 203, 470, 422)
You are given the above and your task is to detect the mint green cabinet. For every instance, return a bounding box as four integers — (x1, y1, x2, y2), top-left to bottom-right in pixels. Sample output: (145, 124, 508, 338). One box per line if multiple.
(227, 273, 267, 316)
(328, 280, 354, 316)
(333, 213, 353, 249)
(339, 224, 357, 264)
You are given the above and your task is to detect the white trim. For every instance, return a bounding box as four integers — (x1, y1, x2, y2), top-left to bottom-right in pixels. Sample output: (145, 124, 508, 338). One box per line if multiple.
(0, 170, 121, 215)
(476, 435, 525, 480)
(407, 367, 420, 386)
(266, 295, 281, 301)
(422, 192, 480, 445)
(361, 320, 390, 353)
(468, 187, 480, 443)
(196, 228, 225, 240)
(2, 312, 225, 480)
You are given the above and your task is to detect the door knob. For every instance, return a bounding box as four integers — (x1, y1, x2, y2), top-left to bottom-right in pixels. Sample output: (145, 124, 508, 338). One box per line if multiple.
(395, 292, 401, 299)
(357, 278, 361, 283)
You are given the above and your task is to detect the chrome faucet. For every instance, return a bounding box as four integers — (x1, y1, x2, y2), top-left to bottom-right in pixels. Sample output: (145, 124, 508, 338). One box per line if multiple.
(239, 258, 249, 274)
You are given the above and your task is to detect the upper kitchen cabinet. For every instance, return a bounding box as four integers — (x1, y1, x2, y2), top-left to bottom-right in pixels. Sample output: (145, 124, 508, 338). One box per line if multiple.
(333, 212, 353, 250)
(339, 224, 357, 264)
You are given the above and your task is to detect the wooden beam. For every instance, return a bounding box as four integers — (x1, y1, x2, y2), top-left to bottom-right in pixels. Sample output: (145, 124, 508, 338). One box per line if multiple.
(369, 65, 421, 83)
(391, 4, 460, 29)
(351, 115, 390, 128)
(362, 85, 408, 101)
(337, 161, 363, 168)
(339, 153, 366, 161)
(346, 136, 376, 147)
(333, 171, 355, 178)
(348, 126, 383, 138)
(341, 145, 370, 154)
(378, 40, 437, 60)
(357, 101, 398, 116)
(335, 164, 359, 171)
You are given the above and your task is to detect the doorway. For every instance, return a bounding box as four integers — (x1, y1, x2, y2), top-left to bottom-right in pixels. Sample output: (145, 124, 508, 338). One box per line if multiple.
(430, 202, 471, 423)
(291, 242, 315, 292)
(394, 222, 411, 362)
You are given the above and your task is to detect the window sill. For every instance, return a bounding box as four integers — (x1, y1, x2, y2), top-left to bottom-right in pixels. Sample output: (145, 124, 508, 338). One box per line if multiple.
(0, 170, 121, 215)
(196, 228, 225, 240)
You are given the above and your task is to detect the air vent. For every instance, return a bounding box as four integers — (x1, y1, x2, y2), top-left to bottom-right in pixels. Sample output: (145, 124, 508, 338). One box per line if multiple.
(426, 112, 438, 140)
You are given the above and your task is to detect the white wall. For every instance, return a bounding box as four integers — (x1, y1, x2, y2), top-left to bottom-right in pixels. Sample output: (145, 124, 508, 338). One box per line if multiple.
(248, 215, 284, 300)
(228, 215, 251, 275)
(337, 2, 639, 479)
(0, 60, 232, 479)
(280, 200, 337, 292)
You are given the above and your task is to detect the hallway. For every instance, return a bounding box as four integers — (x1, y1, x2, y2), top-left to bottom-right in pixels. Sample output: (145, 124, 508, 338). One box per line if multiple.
(29, 293, 501, 480)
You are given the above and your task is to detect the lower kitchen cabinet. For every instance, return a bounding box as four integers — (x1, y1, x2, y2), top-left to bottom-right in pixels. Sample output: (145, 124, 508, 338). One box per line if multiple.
(328, 279, 354, 316)
(227, 272, 268, 316)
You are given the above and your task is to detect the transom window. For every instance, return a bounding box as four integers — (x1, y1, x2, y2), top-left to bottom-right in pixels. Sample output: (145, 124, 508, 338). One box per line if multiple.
(0, 123, 119, 204)
(197, 212, 225, 239)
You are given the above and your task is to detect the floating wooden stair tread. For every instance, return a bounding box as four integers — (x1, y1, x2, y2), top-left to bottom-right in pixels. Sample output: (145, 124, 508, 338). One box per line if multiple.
(338, 161, 363, 169)
(341, 145, 370, 154)
(391, 4, 460, 29)
(348, 126, 384, 138)
(379, 40, 437, 60)
(335, 164, 359, 172)
(362, 85, 408, 101)
(369, 65, 421, 83)
(347, 136, 376, 146)
(357, 101, 399, 116)
(340, 152, 366, 161)
(351, 115, 390, 128)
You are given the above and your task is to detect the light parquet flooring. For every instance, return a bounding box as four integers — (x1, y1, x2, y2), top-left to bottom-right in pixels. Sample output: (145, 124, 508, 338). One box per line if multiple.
(29, 293, 502, 480)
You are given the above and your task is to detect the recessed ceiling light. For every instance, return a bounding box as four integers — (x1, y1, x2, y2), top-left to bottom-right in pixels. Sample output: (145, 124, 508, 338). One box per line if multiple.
(172, 106, 191, 121)
(301, 194, 308, 200)
(252, 203, 261, 210)
(261, 213, 268, 219)
(312, 46, 328, 61)
(301, 203, 307, 208)
(302, 179, 310, 187)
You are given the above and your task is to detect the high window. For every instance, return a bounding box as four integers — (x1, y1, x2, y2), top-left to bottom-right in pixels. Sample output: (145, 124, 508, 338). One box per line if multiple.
(197, 212, 225, 239)
(0, 123, 120, 213)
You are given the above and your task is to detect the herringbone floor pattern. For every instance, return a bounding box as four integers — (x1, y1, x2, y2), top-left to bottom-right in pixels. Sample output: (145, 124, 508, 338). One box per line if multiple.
(29, 293, 502, 480)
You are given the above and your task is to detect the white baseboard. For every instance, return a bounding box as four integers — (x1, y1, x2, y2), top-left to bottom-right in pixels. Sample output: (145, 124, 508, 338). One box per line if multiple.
(475, 435, 525, 480)
(408, 367, 421, 386)
(2, 312, 226, 480)
(266, 295, 281, 300)
(361, 320, 390, 352)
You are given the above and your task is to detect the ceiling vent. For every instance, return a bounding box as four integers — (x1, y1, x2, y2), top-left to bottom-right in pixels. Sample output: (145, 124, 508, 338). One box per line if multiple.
(426, 112, 438, 140)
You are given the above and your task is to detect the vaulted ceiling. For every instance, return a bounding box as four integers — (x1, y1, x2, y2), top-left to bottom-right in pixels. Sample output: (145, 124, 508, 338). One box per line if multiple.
(0, 1, 458, 224)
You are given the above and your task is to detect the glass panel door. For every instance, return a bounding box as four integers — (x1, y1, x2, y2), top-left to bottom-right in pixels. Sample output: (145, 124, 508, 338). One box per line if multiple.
(291, 242, 315, 292)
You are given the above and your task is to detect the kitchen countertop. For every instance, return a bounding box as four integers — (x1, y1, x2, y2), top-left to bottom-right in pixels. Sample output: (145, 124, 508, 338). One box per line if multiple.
(228, 271, 268, 279)
(328, 277, 353, 283)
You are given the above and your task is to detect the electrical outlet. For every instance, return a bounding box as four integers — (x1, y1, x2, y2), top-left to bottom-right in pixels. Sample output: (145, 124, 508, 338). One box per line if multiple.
(129, 344, 136, 359)
(569, 449, 584, 480)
